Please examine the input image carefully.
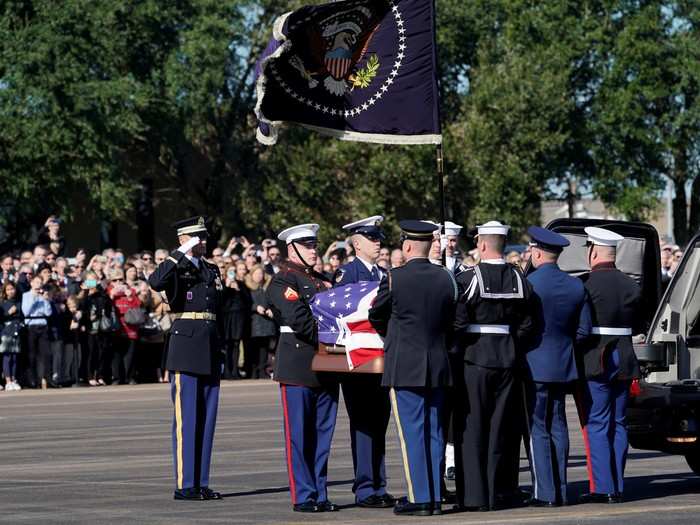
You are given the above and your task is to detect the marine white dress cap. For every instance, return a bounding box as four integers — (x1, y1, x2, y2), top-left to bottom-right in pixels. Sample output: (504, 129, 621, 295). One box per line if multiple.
(342, 215, 384, 231)
(278, 223, 320, 244)
(584, 226, 624, 247)
(477, 221, 510, 236)
(444, 221, 463, 237)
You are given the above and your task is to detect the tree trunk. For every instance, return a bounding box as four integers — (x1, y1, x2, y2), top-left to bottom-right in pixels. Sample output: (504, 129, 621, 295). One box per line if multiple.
(566, 177, 577, 218)
(689, 175, 700, 241)
(672, 148, 690, 246)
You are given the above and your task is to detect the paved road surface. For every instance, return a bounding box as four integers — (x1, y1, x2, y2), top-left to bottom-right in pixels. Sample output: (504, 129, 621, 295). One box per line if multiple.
(1, 381, 699, 524)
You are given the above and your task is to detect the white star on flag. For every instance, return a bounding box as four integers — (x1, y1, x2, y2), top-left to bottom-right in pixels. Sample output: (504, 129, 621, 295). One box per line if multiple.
(346, 302, 352, 309)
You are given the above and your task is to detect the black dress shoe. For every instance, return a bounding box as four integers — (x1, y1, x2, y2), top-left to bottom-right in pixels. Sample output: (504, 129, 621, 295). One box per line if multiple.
(357, 494, 395, 508)
(433, 502, 442, 515)
(529, 498, 559, 508)
(293, 501, 321, 512)
(579, 492, 622, 504)
(441, 489, 457, 504)
(318, 500, 339, 512)
(394, 497, 433, 516)
(200, 487, 222, 500)
(453, 503, 489, 512)
(444, 466, 455, 481)
(174, 488, 206, 501)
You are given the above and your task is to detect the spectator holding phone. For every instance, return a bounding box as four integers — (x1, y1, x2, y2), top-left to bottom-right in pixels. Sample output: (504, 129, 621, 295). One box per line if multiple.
(38, 216, 66, 255)
(1, 281, 23, 391)
(245, 265, 276, 379)
(108, 270, 142, 385)
(220, 262, 252, 379)
(22, 276, 53, 388)
(81, 271, 114, 386)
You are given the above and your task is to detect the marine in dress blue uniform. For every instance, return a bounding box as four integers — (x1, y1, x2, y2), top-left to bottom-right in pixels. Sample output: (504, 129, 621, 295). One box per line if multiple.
(525, 226, 592, 507)
(368, 220, 458, 516)
(147, 216, 223, 501)
(333, 216, 394, 508)
(576, 227, 644, 504)
(266, 224, 339, 513)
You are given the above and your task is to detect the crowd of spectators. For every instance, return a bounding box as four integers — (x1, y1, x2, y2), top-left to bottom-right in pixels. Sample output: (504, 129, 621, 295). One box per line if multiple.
(0, 216, 687, 392)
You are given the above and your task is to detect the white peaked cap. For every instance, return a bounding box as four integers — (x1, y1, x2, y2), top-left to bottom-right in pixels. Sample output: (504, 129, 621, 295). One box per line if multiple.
(477, 220, 510, 236)
(342, 215, 384, 231)
(278, 223, 320, 244)
(584, 226, 624, 247)
(444, 221, 463, 236)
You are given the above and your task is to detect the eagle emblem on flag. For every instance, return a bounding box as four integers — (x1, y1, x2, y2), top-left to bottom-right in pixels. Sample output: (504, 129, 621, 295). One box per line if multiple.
(287, 1, 389, 96)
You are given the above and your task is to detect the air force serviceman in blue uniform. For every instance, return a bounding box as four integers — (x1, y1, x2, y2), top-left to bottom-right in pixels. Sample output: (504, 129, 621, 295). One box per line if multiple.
(576, 227, 643, 504)
(369, 220, 458, 516)
(148, 216, 223, 501)
(525, 226, 592, 507)
(334, 216, 394, 509)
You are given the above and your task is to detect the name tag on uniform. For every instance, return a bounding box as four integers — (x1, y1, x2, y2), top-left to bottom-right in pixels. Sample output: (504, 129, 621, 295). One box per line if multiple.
(186, 291, 193, 301)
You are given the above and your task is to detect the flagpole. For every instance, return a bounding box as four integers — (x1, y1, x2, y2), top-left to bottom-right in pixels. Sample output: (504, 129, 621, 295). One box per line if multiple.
(437, 143, 446, 266)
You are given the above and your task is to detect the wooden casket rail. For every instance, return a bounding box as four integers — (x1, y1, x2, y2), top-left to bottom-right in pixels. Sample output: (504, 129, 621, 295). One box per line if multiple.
(311, 343, 384, 374)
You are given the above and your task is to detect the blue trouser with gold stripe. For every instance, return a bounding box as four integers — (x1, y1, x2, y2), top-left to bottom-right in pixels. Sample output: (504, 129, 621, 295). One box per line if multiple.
(528, 382, 569, 503)
(390, 387, 445, 504)
(170, 372, 220, 490)
(342, 374, 391, 501)
(280, 383, 339, 505)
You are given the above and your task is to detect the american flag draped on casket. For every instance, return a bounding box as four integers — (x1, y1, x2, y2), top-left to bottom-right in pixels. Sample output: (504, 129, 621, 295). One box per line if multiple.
(310, 282, 384, 370)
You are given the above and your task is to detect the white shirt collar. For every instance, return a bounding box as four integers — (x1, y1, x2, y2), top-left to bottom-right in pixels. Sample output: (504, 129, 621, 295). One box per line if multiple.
(356, 255, 376, 273)
(481, 258, 506, 264)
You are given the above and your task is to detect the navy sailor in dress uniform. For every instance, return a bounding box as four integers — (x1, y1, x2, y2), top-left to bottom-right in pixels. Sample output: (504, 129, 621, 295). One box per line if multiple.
(368, 220, 458, 516)
(334, 216, 395, 509)
(453, 221, 535, 511)
(147, 216, 223, 501)
(266, 224, 340, 513)
(525, 227, 592, 507)
(576, 227, 644, 504)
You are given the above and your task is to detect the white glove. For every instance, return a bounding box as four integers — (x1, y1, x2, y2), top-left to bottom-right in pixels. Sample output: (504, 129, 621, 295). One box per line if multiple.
(177, 236, 201, 254)
(440, 234, 448, 254)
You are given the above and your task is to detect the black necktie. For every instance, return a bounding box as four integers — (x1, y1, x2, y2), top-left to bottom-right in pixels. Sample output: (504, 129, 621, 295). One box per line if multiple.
(371, 266, 379, 281)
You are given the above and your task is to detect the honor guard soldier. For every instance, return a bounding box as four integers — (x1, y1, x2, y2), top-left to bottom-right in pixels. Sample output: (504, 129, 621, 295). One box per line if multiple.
(444, 221, 463, 274)
(525, 227, 592, 507)
(576, 227, 644, 504)
(334, 216, 394, 509)
(147, 216, 223, 501)
(368, 220, 458, 516)
(267, 224, 340, 513)
(453, 221, 535, 511)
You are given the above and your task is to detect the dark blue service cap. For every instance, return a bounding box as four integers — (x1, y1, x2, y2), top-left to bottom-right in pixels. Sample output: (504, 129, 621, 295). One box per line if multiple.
(527, 226, 570, 252)
(172, 216, 208, 236)
(399, 220, 439, 240)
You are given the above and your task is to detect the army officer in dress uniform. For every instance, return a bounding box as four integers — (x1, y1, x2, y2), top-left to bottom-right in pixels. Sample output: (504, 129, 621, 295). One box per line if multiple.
(267, 223, 339, 513)
(525, 226, 592, 507)
(369, 220, 458, 517)
(453, 221, 535, 511)
(576, 227, 644, 504)
(334, 216, 394, 509)
(147, 216, 223, 501)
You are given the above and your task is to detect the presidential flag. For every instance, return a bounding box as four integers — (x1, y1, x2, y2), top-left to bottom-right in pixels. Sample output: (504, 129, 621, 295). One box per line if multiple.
(255, 0, 441, 146)
(310, 282, 384, 370)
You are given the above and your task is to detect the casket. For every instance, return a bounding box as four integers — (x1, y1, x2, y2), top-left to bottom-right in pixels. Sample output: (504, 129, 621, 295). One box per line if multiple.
(311, 343, 384, 374)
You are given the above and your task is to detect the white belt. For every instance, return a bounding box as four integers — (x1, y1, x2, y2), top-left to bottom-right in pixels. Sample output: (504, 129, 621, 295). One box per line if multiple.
(280, 326, 295, 334)
(592, 326, 632, 336)
(465, 324, 510, 334)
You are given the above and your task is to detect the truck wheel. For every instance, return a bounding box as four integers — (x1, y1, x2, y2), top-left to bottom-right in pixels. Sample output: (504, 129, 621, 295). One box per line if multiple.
(686, 451, 700, 475)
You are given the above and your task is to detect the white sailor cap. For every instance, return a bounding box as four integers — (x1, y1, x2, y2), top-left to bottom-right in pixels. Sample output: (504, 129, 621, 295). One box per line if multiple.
(342, 215, 383, 231)
(278, 223, 319, 244)
(584, 226, 624, 247)
(444, 221, 463, 237)
(476, 220, 510, 236)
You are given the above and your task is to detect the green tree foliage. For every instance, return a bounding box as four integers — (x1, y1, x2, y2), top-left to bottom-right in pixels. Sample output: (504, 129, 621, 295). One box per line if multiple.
(0, 1, 698, 247)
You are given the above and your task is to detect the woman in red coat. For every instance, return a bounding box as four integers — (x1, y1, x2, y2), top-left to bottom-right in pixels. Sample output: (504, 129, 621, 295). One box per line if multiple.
(108, 270, 142, 384)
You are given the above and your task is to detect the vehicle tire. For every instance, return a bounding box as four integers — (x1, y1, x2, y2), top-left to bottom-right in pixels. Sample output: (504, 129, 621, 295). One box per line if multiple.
(686, 451, 700, 475)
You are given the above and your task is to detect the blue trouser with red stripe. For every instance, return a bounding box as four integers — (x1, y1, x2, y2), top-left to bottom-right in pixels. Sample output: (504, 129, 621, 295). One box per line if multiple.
(280, 383, 339, 505)
(170, 372, 220, 490)
(528, 382, 569, 503)
(576, 379, 631, 495)
(390, 387, 445, 504)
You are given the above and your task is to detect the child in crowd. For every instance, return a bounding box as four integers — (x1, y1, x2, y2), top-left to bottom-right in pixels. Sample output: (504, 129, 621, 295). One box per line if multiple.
(1, 281, 23, 391)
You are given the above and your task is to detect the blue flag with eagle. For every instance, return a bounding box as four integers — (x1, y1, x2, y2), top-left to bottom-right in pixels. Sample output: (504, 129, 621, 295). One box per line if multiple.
(255, 0, 441, 145)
